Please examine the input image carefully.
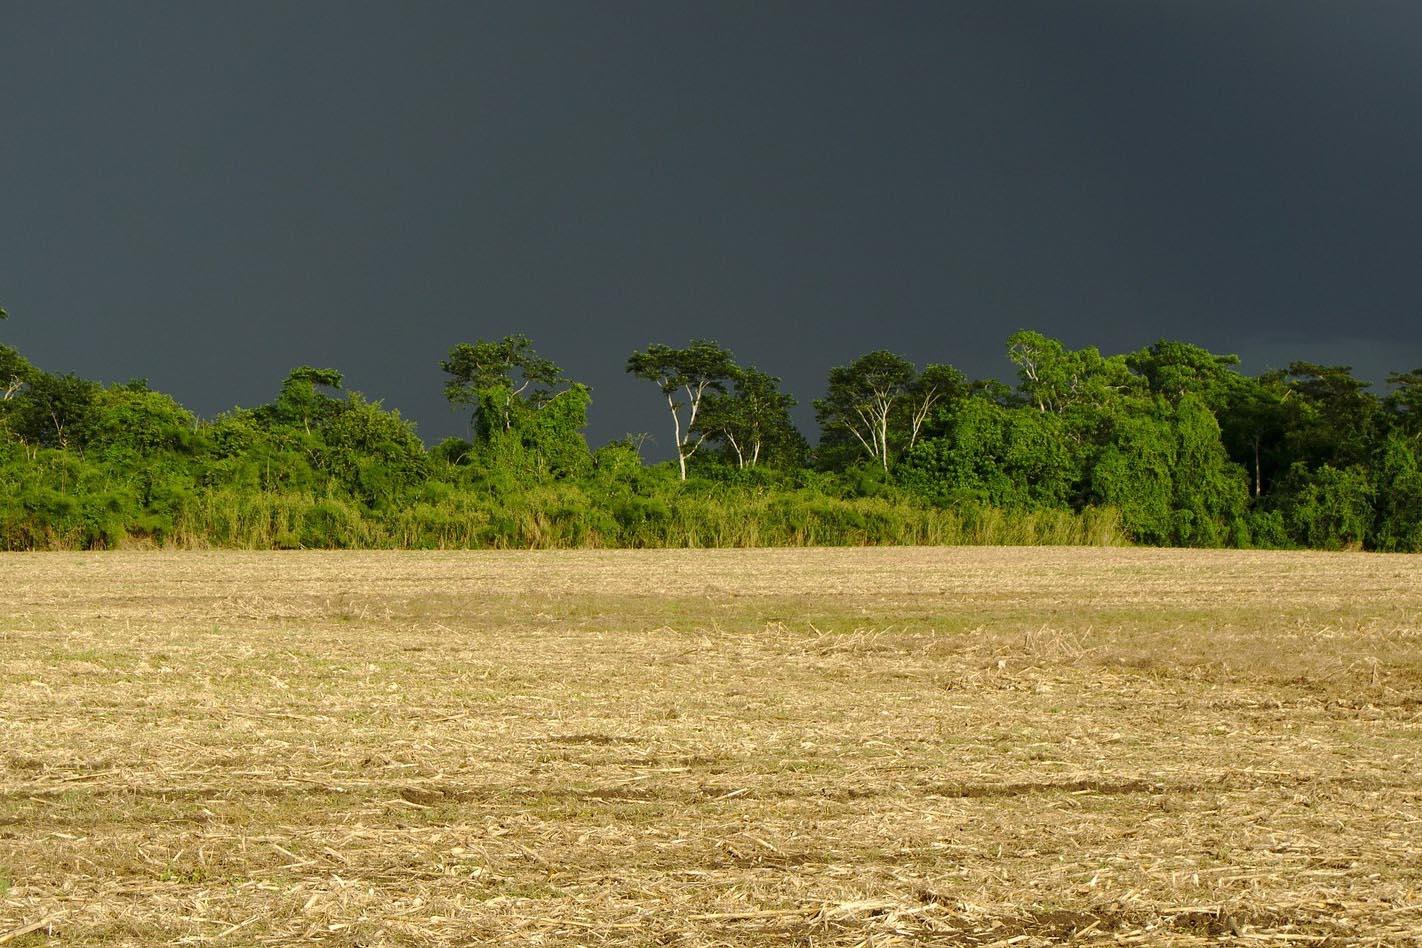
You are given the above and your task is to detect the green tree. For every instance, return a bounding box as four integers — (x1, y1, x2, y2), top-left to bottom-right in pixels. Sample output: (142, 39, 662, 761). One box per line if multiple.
(626, 340, 738, 480)
(1, 344, 35, 403)
(442, 334, 565, 437)
(1385, 369, 1422, 439)
(1277, 362, 1380, 469)
(469, 381, 593, 481)
(90, 381, 198, 455)
(814, 350, 916, 472)
(273, 366, 346, 435)
(1086, 396, 1246, 546)
(1278, 463, 1374, 550)
(442, 335, 590, 478)
(899, 397, 1079, 508)
(1088, 408, 1177, 544)
(1371, 432, 1422, 551)
(1168, 395, 1249, 546)
(0, 308, 32, 415)
(319, 393, 429, 507)
(8, 372, 101, 450)
(1126, 340, 1241, 411)
(1007, 330, 1140, 416)
(1218, 372, 1290, 499)
(905, 363, 970, 448)
(696, 366, 803, 469)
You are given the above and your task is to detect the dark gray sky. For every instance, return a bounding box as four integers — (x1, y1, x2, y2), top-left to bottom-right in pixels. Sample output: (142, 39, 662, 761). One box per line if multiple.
(4, 1, 1422, 448)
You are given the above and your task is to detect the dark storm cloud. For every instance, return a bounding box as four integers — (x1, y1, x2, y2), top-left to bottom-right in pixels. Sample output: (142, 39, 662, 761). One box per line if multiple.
(4, 1, 1422, 449)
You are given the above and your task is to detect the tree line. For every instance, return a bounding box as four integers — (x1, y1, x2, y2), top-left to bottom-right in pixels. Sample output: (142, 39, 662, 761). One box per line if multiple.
(1, 309, 1419, 551)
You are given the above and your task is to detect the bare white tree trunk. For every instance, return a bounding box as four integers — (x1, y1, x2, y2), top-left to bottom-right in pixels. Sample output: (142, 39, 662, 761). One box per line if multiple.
(907, 387, 943, 451)
(667, 389, 687, 480)
(722, 428, 745, 468)
(665, 379, 714, 480)
(851, 405, 879, 465)
(877, 401, 890, 472)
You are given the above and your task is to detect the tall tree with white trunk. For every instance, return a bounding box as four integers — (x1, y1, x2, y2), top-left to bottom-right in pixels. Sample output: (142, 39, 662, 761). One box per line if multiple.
(626, 340, 737, 480)
(697, 366, 801, 469)
(442, 334, 567, 438)
(814, 350, 916, 472)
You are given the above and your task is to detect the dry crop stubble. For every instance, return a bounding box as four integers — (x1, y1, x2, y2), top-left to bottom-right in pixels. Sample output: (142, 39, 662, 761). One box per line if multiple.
(1, 547, 1420, 945)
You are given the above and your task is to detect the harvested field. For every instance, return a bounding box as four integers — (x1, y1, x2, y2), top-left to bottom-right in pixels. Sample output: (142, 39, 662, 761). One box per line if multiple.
(2, 547, 1421, 945)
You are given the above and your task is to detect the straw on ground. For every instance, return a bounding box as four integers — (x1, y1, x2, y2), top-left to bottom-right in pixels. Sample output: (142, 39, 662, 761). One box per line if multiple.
(1, 547, 1420, 945)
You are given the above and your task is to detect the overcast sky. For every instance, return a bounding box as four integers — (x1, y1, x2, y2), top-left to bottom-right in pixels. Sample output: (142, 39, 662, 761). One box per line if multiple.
(4, 1, 1422, 447)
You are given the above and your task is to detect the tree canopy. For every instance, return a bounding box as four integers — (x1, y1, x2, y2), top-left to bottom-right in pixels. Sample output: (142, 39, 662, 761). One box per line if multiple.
(0, 316, 1418, 552)
(627, 340, 738, 480)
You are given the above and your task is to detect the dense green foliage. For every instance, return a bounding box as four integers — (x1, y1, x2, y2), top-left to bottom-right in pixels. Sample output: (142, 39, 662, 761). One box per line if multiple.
(0, 318, 1417, 551)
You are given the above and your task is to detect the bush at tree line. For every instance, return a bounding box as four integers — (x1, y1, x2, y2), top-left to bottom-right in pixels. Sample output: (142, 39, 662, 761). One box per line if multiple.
(1, 317, 1419, 551)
